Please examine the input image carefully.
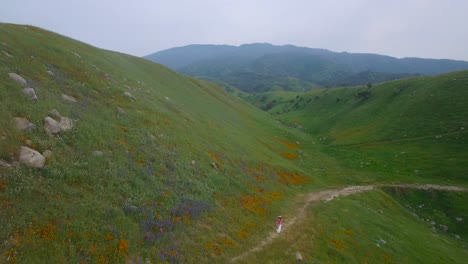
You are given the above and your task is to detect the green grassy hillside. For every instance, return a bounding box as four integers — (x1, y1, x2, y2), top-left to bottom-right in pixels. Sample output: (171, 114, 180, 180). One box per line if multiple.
(1, 24, 467, 263)
(0, 24, 321, 263)
(245, 189, 468, 263)
(251, 72, 468, 183)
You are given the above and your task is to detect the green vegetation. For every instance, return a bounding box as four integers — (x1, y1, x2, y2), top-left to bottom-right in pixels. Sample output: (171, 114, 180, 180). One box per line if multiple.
(247, 190, 468, 263)
(251, 72, 468, 184)
(145, 43, 468, 93)
(1, 24, 467, 263)
(0, 24, 317, 263)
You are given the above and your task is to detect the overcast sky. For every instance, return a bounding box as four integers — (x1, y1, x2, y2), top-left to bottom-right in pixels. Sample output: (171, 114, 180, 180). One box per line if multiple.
(1, 0, 467, 60)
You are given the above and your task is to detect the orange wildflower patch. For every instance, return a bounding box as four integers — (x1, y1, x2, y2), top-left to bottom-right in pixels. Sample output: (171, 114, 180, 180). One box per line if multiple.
(208, 151, 223, 168)
(240, 195, 266, 215)
(331, 239, 345, 250)
(0, 179, 7, 190)
(345, 229, 353, 235)
(237, 230, 248, 239)
(279, 141, 299, 150)
(281, 152, 298, 160)
(277, 171, 307, 185)
(254, 174, 265, 183)
(267, 191, 283, 201)
(118, 239, 128, 253)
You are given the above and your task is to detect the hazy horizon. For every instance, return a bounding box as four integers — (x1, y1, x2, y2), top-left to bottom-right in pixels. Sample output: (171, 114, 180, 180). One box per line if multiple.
(1, 0, 467, 61)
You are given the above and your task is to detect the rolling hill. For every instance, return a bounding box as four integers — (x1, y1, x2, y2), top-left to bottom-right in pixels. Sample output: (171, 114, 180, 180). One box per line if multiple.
(145, 43, 468, 92)
(1, 23, 467, 263)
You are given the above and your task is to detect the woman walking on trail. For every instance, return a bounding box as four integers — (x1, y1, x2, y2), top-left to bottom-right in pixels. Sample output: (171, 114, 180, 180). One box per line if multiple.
(276, 215, 283, 233)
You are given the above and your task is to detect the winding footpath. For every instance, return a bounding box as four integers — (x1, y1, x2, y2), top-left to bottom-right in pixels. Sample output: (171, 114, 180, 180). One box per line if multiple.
(230, 184, 468, 263)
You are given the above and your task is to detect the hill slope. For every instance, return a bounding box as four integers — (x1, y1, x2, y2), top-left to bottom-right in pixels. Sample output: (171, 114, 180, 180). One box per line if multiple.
(250, 71, 468, 182)
(0, 24, 318, 263)
(145, 43, 468, 92)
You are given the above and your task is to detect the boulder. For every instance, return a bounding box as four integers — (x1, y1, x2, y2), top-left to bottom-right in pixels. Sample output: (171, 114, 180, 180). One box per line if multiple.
(47, 70, 54, 76)
(2, 51, 13, 58)
(59, 117, 74, 131)
(49, 109, 62, 119)
(22, 88, 38, 101)
(8, 73, 27, 87)
(19, 146, 45, 168)
(13, 117, 36, 131)
(44, 117, 61, 135)
(123, 92, 136, 101)
(62, 94, 78, 103)
(296, 252, 303, 261)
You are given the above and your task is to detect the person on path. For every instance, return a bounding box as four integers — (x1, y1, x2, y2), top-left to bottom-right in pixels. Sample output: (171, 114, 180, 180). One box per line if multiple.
(276, 215, 283, 233)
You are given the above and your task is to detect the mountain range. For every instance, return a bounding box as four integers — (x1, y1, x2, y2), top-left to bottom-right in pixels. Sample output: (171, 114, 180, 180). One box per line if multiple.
(145, 43, 468, 92)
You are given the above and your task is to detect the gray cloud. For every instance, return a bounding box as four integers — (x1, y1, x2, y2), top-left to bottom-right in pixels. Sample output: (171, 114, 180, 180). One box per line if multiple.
(1, 0, 467, 60)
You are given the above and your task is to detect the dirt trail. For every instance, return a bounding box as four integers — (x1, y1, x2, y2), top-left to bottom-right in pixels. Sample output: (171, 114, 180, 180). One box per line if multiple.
(230, 184, 468, 263)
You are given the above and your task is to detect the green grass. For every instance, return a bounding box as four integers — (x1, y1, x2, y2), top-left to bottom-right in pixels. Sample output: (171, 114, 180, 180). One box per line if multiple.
(250, 72, 468, 184)
(245, 189, 468, 263)
(0, 23, 320, 263)
(1, 23, 467, 263)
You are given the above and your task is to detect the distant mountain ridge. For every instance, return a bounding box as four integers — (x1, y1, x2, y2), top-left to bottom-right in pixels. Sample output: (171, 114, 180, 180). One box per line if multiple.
(145, 43, 468, 92)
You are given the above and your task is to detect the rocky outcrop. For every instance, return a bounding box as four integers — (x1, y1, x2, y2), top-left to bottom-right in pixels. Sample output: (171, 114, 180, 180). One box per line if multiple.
(13, 117, 36, 131)
(19, 146, 45, 168)
(22, 87, 38, 101)
(62, 94, 78, 103)
(8, 73, 27, 87)
(59, 116, 74, 131)
(44, 116, 61, 135)
(49, 109, 62, 120)
(2, 51, 14, 58)
(44, 110, 74, 134)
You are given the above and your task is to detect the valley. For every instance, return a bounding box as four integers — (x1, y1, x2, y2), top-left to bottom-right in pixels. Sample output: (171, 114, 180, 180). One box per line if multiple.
(0, 23, 467, 263)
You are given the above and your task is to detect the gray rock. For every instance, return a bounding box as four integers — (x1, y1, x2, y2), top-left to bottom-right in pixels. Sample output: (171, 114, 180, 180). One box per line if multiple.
(124, 92, 136, 101)
(8, 73, 27, 87)
(191, 160, 196, 166)
(377, 239, 387, 245)
(117, 107, 126, 114)
(43, 150, 52, 158)
(49, 109, 62, 119)
(0, 159, 12, 168)
(19, 146, 45, 168)
(13, 117, 36, 131)
(296, 252, 303, 261)
(47, 70, 54, 76)
(2, 51, 13, 58)
(22, 88, 38, 101)
(59, 117, 74, 131)
(441, 225, 448, 232)
(62, 94, 78, 103)
(456, 217, 463, 223)
(44, 117, 61, 135)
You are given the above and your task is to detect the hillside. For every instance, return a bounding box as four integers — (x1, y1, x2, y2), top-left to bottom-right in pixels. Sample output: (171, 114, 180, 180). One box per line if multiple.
(1, 24, 467, 264)
(249, 71, 468, 183)
(145, 43, 468, 92)
(0, 24, 319, 263)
